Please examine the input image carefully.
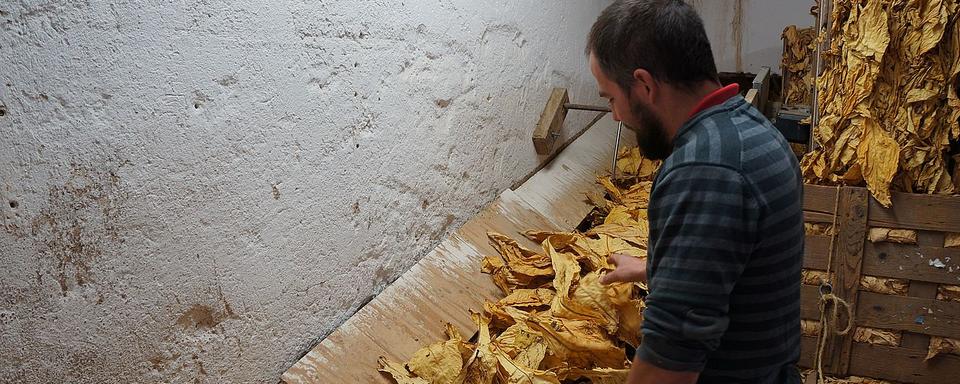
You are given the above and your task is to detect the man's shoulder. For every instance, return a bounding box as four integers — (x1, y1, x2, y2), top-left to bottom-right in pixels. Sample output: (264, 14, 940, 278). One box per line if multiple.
(661, 97, 754, 177)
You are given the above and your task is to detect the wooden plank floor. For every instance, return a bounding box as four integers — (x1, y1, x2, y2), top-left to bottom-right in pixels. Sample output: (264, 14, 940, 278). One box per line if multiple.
(281, 116, 627, 383)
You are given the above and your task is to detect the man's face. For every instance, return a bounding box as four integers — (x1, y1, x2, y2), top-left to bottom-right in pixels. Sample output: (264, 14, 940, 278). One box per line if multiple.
(589, 54, 673, 160)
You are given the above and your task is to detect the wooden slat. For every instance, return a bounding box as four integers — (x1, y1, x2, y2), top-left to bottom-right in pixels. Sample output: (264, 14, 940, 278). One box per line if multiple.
(531, 88, 569, 155)
(847, 342, 960, 384)
(803, 338, 960, 384)
(804, 235, 831, 270)
(900, 232, 946, 353)
(803, 184, 839, 216)
(803, 184, 960, 232)
(856, 291, 960, 339)
(799, 335, 817, 369)
(868, 193, 960, 232)
(801, 284, 821, 320)
(823, 187, 868, 376)
(862, 242, 960, 285)
(804, 210, 836, 224)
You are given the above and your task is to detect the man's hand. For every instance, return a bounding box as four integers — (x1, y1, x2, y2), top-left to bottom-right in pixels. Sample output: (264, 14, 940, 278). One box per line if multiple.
(600, 253, 647, 284)
(627, 355, 700, 384)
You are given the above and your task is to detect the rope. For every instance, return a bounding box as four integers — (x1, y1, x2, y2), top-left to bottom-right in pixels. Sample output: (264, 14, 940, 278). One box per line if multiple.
(814, 185, 854, 384)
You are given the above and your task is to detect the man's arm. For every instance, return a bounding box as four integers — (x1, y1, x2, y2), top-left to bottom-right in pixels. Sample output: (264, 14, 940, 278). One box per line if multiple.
(633, 163, 760, 378)
(627, 354, 699, 384)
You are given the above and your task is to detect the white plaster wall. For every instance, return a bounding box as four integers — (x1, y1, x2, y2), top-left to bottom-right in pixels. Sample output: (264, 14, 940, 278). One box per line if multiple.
(689, 0, 816, 74)
(0, 1, 611, 382)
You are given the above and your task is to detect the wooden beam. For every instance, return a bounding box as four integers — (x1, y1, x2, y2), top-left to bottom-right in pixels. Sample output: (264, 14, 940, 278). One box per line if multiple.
(869, 194, 960, 232)
(799, 335, 818, 369)
(856, 291, 960, 339)
(862, 242, 960, 285)
(801, 284, 821, 320)
(803, 184, 840, 215)
(804, 235, 831, 270)
(823, 187, 869, 376)
(804, 211, 836, 224)
(847, 342, 960, 384)
(803, 184, 960, 232)
(532, 88, 569, 155)
(899, 232, 946, 357)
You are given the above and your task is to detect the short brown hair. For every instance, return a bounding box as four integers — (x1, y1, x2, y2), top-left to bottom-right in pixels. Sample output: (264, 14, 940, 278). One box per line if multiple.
(586, 0, 719, 92)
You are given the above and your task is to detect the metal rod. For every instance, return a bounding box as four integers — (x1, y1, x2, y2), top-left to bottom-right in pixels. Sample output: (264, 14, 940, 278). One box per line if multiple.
(612, 121, 622, 179)
(564, 103, 611, 112)
(811, 0, 827, 151)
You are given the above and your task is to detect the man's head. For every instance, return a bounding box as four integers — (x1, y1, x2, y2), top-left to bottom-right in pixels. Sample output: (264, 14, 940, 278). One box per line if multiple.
(586, 0, 719, 160)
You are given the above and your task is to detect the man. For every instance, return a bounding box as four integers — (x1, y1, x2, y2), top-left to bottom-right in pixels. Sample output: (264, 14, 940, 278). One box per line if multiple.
(586, 1, 804, 383)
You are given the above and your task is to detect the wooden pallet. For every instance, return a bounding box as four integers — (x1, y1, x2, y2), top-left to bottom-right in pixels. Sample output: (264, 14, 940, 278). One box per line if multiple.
(281, 116, 631, 383)
(798, 185, 960, 384)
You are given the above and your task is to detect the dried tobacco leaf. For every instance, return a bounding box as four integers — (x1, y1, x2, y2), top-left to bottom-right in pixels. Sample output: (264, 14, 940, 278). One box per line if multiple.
(852, 327, 900, 346)
(801, 319, 822, 337)
(859, 275, 908, 295)
(945, 232, 960, 248)
(801, 269, 829, 286)
(378, 356, 430, 384)
(867, 227, 917, 244)
(781, 25, 816, 105)
(407, 328, 472, 384)
(926, 336, 960, 360)
(938, 284, 960, 302)
(384, 148, 659, 383)
(802, 0, 960, 203)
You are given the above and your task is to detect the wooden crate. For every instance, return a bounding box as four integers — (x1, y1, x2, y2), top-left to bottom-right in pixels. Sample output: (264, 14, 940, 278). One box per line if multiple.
(798, 185, 960, 383)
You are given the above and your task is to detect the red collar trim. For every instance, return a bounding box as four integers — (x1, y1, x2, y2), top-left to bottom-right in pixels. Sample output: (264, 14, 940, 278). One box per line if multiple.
(688, 83, 740, 118)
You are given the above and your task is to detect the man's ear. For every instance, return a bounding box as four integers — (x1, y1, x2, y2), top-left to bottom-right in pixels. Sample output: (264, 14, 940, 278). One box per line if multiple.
(631, 68, 657, 104)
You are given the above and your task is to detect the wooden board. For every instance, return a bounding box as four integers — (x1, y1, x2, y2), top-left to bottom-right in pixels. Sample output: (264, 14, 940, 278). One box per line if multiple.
(862, 242, 960, 285)
(803, 185, 960, 232)
(804, 235, 831, 270)
(282, 117, 620, 383)
(856, 292, 960, 339)
(823, 187, 868, 375)
(282, 192, 559, 383)
(532, 88, 569, 155)
(847, 343, 960, 384)
(801, 187, 960, 383)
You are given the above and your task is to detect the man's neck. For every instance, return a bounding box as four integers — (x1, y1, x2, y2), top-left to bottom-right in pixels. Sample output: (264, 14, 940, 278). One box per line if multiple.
(661, 81, 723, 139)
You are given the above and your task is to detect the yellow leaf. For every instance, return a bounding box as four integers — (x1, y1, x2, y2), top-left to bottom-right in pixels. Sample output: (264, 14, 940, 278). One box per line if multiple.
(867, 227, 917, 244)
(859, 276, 908, 296)
(378, 356, 430, 384)
(495, 321, 547, 369)
(857, 117, 899, 207)
(945, 233, 960, 248)
(926, 336, 960, 361)
(498, 288, 555, 309)
(493, 348, 560, 384)
(853, 327, 900, 347)
(460, 312, 499, 384)
(586, 223, 648, 248)
(406, 324, 471, 384)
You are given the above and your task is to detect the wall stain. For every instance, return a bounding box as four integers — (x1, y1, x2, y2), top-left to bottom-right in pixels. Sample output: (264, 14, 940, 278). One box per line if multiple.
(176, 304, 222, 329)
(29, 162, 126, 295)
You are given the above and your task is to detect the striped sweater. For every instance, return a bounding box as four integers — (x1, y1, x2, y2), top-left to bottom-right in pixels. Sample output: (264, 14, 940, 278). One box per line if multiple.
(637, 95, 804, 383)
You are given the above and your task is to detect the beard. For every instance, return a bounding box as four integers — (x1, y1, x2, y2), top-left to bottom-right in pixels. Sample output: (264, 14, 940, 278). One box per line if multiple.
(626, 98, 673, 160)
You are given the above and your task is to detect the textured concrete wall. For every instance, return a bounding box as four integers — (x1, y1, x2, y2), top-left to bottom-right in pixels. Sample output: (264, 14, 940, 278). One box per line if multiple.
(0, 1, 609, 382)
(689, 0, 816, 74)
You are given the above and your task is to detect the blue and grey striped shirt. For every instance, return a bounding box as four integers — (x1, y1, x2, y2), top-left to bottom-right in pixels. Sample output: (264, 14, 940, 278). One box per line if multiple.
(637, 95, 804, 383)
